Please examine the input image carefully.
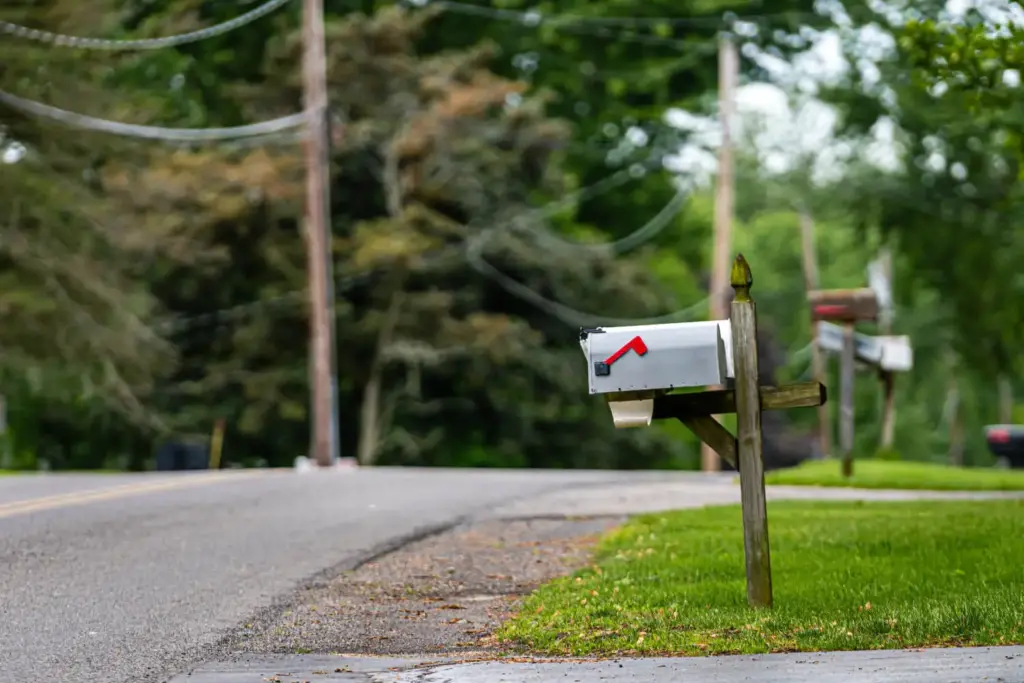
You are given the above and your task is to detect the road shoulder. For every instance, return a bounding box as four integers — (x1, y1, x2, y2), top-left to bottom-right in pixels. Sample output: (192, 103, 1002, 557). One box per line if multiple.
(189, 479, 1024, 683)
(220, 515, 624, 658)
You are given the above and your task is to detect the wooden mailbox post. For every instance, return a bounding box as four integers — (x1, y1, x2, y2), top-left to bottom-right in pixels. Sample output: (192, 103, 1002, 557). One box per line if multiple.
(816, 323, 913, 451)
(808, 288, 879, 478)
(582, 254, 827, 608)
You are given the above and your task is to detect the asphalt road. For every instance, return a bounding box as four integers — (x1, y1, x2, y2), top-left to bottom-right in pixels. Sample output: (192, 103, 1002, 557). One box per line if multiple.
(0, 467, 649, 683)
(5, 469, 1021, 683)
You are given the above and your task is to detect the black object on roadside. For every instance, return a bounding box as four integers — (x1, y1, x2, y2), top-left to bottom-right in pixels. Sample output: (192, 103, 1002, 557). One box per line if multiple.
(155, 441, 210, 471)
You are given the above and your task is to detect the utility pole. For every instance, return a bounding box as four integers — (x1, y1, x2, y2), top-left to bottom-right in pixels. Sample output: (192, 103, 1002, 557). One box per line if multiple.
(302, 0, 340, 467)
(799, 209, 831, 459)
(703, 32, 738, 473)
(997, 375, 1013, 424)
(874, 248, 897, 449)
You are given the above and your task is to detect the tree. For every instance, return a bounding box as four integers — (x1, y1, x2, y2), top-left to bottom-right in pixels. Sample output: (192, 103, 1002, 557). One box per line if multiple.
(0, 0, 213, 467)
(94, 4, 692, 469)
(818, 8, 1024, 378)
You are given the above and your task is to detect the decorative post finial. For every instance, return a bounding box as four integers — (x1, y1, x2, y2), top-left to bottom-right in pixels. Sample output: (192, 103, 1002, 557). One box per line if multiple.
(731, 253, 753, 302)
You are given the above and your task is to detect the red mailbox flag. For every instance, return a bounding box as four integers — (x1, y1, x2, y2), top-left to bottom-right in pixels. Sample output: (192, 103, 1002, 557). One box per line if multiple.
(604, 336, 648, 367)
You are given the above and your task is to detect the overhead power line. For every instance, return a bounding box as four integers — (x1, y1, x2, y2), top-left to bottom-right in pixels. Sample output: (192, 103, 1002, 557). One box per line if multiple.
(160, 152, 687, 335)
(0, 0, 833, 56)
(465, 149, 707, 328)
(468, 235, 709, 328)
(0, 89, 307, 141)
(516, 184, 688, 256)
(424, 0, 837, 37)
(426, 1, 696, 49)
(0, 0, 294, 50)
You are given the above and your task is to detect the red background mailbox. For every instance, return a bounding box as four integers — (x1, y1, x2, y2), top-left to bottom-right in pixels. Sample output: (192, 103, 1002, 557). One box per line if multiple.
(808, 288, 879, 322)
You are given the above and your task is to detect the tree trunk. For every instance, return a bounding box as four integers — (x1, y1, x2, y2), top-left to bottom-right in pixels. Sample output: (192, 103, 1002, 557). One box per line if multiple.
(356, 288, 403, 466)
(947, 378, 963, 467)
(356, 130, 408, 467)
(998, 374, 1013, 424)
(799, 209, 831, 460)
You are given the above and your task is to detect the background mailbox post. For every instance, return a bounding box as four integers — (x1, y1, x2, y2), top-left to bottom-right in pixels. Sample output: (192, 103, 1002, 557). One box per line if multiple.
(581, 255, 827, 609)
(808, 288, 879, 477)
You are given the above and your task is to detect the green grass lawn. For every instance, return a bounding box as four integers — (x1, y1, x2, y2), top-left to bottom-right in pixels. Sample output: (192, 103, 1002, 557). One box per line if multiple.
(763, 460, 1024, 491)
(498, 500, 1024, 656)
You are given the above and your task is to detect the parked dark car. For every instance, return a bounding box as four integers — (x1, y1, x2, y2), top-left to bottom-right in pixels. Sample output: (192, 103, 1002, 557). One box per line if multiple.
(984, 425, 1024, 469)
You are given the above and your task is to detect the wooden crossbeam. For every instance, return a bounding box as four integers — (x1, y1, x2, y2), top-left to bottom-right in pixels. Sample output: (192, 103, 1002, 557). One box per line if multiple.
(652, 381, 827, 420)
(652, 381, 827, 471)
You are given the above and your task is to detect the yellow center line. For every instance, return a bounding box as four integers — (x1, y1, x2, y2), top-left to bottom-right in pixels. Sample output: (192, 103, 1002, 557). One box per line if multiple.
(0, 470, 266, 520)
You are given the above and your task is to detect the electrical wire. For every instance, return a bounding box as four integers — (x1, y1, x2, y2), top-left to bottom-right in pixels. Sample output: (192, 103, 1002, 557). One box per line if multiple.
(157, 242, 470, 334)
(159, 155, 679, 334)
(504, 133, 690, 257)
(425, 0, 829, 28)
(0, 0, 827, 57)
(0, 88, 307, 141)
(0, 65, 692, 146)
(161, 128, 309, 150)
(468, 234, 708, 327)
(0, 0, 294, 50)
(0, 0, 712, 329)
(516, 184, 687, 256)
(465, 150, 709, 327)
(425, 1, 703, 49)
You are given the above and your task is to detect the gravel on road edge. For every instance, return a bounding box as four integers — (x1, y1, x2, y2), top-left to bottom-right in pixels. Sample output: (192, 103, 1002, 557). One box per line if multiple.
(218, 516, 625, 659)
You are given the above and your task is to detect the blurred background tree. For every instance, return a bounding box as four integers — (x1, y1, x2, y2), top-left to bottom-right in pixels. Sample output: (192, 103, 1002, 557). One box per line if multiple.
(0, 0, 1019, 470)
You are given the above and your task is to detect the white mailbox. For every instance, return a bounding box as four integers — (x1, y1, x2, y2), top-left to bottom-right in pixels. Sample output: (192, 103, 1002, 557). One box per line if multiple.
(878, 336, 913, 372)
(580, 321, 734, 395)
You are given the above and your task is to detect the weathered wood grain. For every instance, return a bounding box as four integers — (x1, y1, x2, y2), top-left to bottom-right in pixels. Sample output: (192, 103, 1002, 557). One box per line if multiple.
(680, 416, 738, 470)
(651, 382, 826, 419)
(730, 253, 773, 609)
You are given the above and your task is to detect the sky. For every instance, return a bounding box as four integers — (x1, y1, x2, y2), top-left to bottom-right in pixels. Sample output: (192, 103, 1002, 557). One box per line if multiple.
(1, 135, 22, 164)
(663, 14, 894, 187)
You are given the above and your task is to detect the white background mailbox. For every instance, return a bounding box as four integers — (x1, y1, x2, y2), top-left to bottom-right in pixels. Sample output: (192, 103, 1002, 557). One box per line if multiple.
(581, 321, 734, 395)
(818, 323, 913, 373)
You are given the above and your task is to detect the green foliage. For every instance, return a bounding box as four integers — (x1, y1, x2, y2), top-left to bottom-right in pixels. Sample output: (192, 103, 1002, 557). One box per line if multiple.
(0, 0, 1020, 470)
(821, 8, 1024, 378)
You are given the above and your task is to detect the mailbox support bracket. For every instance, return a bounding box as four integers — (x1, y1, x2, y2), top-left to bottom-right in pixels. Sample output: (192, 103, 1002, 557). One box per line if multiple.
(651, 381, 828, 471)
(681, 415, 739, 470)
